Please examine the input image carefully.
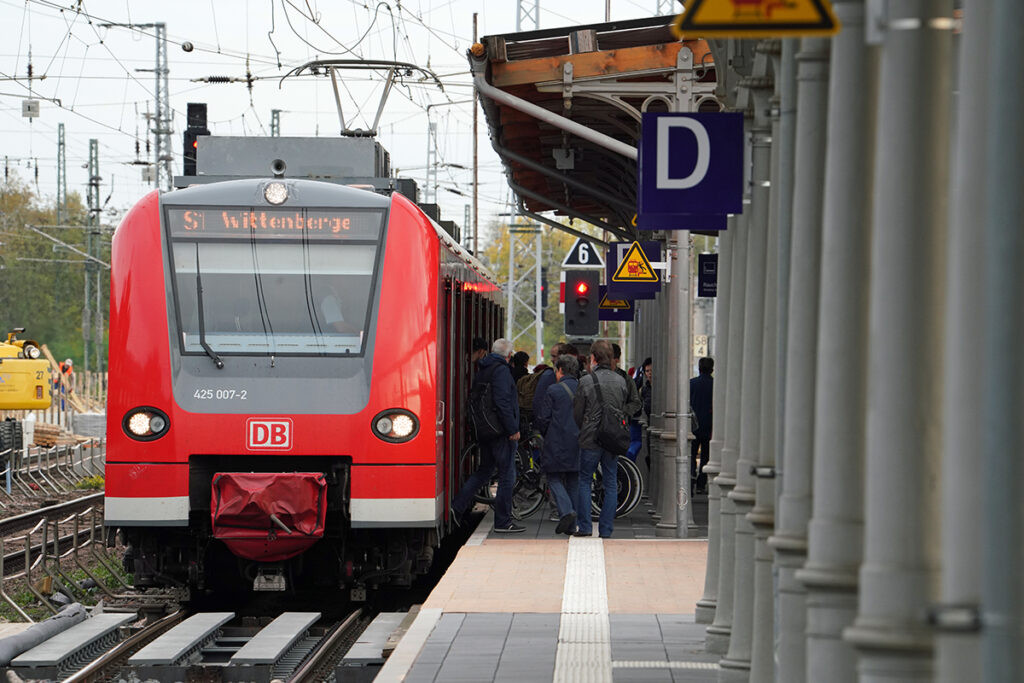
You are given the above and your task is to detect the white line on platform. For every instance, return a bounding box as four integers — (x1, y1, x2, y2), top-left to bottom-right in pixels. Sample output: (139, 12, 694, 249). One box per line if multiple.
(373, 607, 443, 682)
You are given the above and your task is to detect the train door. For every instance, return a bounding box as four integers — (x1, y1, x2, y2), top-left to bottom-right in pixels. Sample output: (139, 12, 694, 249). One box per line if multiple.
(438, 276, 450, 527)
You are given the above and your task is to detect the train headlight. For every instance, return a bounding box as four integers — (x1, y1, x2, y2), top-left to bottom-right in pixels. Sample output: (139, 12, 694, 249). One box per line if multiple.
(371, 409, 419, 443)
(123, 407, 170, 441)
(264, 181, 288, 205)
(22, 344, 41, 359)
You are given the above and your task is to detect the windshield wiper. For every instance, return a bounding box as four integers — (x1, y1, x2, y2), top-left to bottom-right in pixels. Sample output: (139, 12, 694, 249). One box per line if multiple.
(194, 245, 224, 369)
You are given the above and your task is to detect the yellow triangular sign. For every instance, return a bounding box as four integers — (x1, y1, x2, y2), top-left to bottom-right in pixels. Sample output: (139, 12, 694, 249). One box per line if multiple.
(600, 294, 632, 310)
(673, 0, 840, 38)
(612, 242, 659, 283)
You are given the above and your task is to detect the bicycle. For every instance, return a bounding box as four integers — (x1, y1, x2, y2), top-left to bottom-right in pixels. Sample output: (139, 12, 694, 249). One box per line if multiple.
(459, 439, 546, 520)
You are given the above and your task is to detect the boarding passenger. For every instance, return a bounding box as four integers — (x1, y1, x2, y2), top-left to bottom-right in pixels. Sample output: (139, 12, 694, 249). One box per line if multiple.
(534, 354, 582, 536)
(453, 338, 525, 534)
(511, 351, 530, 384)
(470, 337, 488, 369)
(573, 340, 641, 538)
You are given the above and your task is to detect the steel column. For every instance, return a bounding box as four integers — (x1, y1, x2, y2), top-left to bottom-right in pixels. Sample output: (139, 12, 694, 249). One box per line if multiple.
(796, 3, 878, 681)
(844, 0, 952, 677)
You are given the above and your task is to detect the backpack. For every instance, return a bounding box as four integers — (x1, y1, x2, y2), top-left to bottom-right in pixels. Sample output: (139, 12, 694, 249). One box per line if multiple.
(469, 381, 504, 440)
(591, 374, 631, 455)
(516, 371, 547, 411)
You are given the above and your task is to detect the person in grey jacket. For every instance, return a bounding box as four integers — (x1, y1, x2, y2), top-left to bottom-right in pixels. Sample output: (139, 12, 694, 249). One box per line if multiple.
(573, 340, 642, 538)
(534, 354, 582, 536)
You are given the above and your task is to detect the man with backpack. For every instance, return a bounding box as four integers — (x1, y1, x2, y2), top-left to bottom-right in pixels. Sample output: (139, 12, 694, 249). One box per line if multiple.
(573, 340, 641, 538)
(453, 338, 525, 534)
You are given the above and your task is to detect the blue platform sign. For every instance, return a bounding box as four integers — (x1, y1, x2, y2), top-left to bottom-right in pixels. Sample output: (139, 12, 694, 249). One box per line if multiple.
(638, 112, 744, 229)
(597, 286, 635, 322)
(697, 253, 718, 297)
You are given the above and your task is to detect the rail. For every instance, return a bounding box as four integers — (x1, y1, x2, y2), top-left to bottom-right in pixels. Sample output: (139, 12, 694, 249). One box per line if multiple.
(289, 608, 364, 683)
(0, 439, 105, 507)
(0, 500, 128, 622)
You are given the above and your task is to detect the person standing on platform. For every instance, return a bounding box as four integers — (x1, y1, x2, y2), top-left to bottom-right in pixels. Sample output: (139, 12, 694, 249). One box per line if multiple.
(534, 354, 582, 536)
(573, 340, 641, 538)
(689, 357, 714, 494)
(453, 338, 525, 533)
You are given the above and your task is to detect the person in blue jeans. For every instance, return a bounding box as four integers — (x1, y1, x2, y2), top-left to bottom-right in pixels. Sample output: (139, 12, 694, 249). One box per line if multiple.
(452, 338, 525, 533)
(573, 340, 641, 538)
(534, 354, 581, 535)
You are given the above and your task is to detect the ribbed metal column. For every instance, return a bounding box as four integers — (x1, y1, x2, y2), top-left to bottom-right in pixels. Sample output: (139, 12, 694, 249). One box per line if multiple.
(933, 3, 987, 679)
(648, 278, 668, 519)
(767, 35, 830, 683)
(656, 238, 681, 537)
(843, 0, 952, 678)
(978, 0, 1023, 679)
(705, 204, 749, 655)
(748, 38, 783, 683)
(795, 3, 878, 681)
(719, 53, 773, 681)
(696, 226, 733, 624)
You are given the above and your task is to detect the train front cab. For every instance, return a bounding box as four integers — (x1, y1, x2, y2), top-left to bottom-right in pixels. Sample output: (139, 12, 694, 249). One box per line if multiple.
(105, 179, 502, 594)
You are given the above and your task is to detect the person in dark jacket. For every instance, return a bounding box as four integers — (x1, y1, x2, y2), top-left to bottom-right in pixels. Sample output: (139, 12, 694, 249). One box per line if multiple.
(534, 354, 581, 535)
(531, 342, 567, 428)
(573, 340, 642, 538)
(453, 338, 525, 533)
(510, 351, 530, 384)
(690, 357, 714, 494)
(613, 344, 644, 460)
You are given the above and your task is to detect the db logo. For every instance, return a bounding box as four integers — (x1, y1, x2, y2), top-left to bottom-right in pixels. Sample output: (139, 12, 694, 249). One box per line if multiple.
(246, 418, 293, 450)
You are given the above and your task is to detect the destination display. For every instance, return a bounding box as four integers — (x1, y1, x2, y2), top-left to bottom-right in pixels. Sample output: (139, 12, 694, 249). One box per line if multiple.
(166, 207, 384, 240)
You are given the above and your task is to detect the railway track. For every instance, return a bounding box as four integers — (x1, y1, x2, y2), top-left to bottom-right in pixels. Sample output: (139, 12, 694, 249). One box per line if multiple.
(0, 493, 104, 538)
(5, 607, 372, 683)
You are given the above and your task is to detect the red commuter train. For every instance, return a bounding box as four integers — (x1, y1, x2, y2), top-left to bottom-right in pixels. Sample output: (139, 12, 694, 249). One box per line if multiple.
(104, 175, 502, 594)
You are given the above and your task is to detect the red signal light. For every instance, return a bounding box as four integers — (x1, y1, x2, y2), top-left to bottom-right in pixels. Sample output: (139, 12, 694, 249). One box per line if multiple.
(576, 282, 589, 296)
(192, 140, 198, 149)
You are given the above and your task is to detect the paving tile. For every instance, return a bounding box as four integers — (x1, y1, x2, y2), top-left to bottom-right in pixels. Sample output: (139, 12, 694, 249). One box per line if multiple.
(611, 641, 669, 661)
(612, 667, 674, 682)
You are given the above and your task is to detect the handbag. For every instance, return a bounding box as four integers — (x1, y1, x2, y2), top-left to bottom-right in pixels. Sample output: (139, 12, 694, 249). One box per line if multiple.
(591, 374, 631, 456)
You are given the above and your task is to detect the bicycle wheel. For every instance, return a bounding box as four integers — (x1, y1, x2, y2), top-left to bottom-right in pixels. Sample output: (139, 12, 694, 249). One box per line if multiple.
(511, 446, 544, 519)
(590, 455, 640, 519)
(616, 456, 643, 517)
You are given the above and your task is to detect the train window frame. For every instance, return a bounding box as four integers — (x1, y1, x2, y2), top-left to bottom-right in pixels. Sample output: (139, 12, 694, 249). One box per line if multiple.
(163, 204, 389, 360)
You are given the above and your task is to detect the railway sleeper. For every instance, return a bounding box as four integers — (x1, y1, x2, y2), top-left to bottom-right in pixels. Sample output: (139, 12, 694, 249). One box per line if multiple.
(127, 611, 327, 683)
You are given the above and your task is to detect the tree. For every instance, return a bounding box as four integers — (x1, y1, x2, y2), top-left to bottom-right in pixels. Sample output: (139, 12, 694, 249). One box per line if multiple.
(0, 174, 108, 367)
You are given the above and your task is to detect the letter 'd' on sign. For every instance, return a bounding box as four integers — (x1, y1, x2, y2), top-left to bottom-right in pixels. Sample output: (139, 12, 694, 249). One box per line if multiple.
(247, 418, 293, 450)
(656, 118, 711, 189)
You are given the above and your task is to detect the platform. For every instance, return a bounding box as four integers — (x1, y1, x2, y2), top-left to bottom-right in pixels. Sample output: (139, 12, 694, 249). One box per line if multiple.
(379, 494, 716, 682)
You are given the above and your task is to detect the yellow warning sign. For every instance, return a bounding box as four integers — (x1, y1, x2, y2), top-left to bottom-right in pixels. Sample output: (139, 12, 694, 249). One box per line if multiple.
(612, 242, 659, 283)
(600, 294, 632, 310)
(673, 0, 840, 38)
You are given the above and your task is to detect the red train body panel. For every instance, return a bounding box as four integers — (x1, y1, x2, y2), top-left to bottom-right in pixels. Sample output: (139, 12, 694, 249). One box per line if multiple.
(104, 177, 502, 593)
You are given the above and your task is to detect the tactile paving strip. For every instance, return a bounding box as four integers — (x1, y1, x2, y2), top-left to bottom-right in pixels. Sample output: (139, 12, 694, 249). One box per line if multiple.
(554, 537, 612, 683)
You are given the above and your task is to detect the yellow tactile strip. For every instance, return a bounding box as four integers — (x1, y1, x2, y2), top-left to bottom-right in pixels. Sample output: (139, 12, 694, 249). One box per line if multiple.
(604, 540, 708, 614)
(423, 537, 708, 615)
(422, 540, 568, 612)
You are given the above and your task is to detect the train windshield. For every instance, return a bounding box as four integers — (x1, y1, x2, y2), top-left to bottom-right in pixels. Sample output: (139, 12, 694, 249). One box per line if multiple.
(165, 206, 386, 357)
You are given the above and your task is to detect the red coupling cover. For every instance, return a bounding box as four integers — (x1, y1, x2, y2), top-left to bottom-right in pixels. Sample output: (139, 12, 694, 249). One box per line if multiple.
(211, 472, 328, 562)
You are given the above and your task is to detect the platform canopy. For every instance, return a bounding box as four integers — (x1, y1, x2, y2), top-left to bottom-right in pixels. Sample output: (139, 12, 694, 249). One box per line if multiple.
(470, 16, 715, 243)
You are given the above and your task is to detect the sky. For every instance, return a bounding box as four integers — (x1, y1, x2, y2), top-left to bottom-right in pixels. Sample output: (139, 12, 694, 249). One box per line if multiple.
(0, 0, 673, 239)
